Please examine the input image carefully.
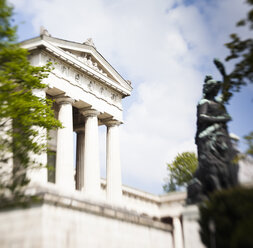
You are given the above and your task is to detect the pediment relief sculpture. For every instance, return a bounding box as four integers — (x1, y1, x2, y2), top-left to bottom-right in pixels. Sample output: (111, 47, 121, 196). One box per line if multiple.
(64, 50, 109, 78)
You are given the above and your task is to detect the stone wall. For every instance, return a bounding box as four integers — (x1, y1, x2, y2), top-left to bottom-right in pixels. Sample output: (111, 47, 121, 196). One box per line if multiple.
(0, 187, 173, 248)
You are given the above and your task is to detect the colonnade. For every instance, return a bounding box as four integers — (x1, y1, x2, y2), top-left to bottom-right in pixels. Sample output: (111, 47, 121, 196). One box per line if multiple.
(54, 96, 122, 204)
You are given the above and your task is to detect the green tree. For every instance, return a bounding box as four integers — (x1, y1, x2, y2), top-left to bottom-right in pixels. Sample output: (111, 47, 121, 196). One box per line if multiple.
(221, 0, 253, 103)
(214, 1, 252, 162)
(244, 131, 253, 156)
(199, 187, 253, 248)
(163, 152, 198, 192)
(0, 0, 61, 204)
(223, 1, 253, 159)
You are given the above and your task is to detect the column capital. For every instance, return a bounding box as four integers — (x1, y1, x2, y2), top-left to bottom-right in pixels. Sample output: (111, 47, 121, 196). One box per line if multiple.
(80, 108, 100, 118)
(104, 119, 122, 127)
(74, 126, 85, 133)
(55, 95, 75, 105)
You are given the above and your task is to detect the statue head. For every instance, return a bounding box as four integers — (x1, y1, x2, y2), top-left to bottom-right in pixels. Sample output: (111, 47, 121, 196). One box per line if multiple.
(203, 75, 221, 98)
(204, 75, 213, 82)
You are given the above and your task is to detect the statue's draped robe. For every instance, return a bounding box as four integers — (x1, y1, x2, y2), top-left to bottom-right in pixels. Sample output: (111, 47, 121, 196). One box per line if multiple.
(188, 98, 238, 203)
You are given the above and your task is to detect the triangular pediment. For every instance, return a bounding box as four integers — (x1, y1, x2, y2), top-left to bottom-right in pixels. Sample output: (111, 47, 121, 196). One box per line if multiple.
(62, 48, 114, 81)
(20, 35, 132, 97)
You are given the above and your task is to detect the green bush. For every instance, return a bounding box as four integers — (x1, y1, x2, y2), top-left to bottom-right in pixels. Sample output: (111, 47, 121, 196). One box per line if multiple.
(199, 187, 253, 248)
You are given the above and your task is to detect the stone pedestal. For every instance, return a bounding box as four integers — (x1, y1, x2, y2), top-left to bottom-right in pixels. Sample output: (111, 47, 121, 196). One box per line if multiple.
(55, 96, 75, 190)
(182, 205, 205, 248)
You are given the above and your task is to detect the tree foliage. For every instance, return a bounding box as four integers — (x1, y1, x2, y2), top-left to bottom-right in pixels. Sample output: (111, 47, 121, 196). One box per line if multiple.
(199, 187, 253, 248)
(222, 0, 253, 103)
(244, 131, 253, 156)
(0, 0, 61, 202)
(163, 152, 198, 192)
(223, 1, 253, 159)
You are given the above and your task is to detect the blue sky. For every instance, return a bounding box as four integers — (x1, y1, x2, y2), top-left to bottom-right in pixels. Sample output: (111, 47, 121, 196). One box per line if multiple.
(9, 0, 253, 194)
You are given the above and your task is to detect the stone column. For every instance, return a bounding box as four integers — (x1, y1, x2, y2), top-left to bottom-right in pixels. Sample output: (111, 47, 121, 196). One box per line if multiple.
(75, 129, 85, 190)
(55, 96, 75, 190)
(173, 216, 184, 248)
(105, 120, 122, 204)
(81, 109, 101, 198)
(28, 89, 47, 184)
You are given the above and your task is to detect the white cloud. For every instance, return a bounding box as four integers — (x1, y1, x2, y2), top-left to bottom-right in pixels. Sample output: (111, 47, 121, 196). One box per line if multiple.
(10, 0, 252, 194)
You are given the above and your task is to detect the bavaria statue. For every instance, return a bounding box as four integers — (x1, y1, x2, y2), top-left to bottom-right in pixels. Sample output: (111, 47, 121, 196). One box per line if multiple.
(187, 59, 239, 204)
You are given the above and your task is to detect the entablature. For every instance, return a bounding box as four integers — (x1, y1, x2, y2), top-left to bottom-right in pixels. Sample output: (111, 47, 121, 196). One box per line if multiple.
(40, 50, 123, 111)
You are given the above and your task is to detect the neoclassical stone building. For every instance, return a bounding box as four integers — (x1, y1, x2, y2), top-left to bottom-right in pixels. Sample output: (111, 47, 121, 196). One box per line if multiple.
(23, 31, 132, 204)
(0, 31, 199, 248)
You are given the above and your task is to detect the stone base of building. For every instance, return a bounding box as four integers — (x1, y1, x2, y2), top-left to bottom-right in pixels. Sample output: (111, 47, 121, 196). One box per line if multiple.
(0, 185, 173, 248)
(182, 205, 205, 248)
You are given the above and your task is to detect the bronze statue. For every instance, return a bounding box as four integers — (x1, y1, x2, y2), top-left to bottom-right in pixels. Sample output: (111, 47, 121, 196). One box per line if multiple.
(187, 60, 238, 204)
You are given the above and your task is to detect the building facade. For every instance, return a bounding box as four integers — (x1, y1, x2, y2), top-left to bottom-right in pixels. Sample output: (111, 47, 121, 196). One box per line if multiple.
(0, 32, 192, 248)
